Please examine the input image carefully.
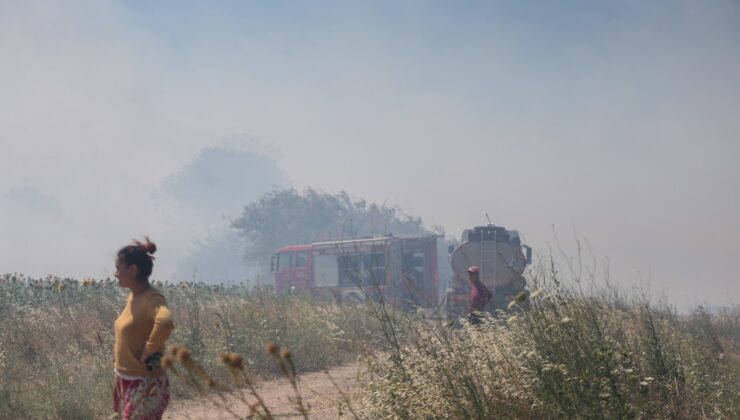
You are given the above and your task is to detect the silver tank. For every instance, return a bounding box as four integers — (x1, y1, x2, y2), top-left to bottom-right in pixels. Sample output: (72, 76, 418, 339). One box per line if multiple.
(446, 225, 532, 317)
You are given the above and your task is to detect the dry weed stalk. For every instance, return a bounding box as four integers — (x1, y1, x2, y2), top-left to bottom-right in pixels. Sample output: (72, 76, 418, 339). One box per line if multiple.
(163, 343, 311, 419)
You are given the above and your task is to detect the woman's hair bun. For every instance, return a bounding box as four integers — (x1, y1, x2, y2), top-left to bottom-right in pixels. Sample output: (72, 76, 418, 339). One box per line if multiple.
(134, 236, 157, 255)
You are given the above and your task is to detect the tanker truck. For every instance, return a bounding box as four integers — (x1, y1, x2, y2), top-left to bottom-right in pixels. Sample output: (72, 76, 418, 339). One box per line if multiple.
(446, 225, 532, 319)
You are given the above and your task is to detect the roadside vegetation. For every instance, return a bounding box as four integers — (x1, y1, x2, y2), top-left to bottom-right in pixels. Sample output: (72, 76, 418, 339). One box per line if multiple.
(1, 263, 738, 419)
(0, 275, 378, 419)
(356, 258, 740, 419)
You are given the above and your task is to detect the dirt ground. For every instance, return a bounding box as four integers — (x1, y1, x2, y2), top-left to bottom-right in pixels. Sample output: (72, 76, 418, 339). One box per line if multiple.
(165, 362, 363, 419)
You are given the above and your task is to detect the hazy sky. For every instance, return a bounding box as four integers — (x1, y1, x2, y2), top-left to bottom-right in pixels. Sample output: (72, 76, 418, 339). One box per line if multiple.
(1, 1, 739, 307)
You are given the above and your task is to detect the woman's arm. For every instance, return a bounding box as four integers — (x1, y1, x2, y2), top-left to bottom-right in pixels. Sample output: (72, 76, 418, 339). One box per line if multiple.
(140, 295, 174, 362)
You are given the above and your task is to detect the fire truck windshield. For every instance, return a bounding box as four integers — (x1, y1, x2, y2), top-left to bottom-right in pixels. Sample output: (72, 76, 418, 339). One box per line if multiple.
(277, 252, 309, 270)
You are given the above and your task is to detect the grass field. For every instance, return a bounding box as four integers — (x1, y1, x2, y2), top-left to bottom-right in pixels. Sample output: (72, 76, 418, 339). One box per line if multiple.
(356, 266, 740, 419)
(0, 275, 380, 419)
(1, 271, 738, 419)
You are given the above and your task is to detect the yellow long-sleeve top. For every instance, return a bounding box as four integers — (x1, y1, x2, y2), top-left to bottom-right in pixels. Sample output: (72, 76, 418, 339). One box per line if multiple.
(114, 287, 174, 377)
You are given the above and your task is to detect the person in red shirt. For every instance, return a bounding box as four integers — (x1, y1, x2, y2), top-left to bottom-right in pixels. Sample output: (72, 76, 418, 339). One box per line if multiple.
(466, 266, 492, 325)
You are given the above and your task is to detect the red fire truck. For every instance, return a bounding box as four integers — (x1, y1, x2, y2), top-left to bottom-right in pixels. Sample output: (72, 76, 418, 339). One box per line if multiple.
(271, 235, 440, 307)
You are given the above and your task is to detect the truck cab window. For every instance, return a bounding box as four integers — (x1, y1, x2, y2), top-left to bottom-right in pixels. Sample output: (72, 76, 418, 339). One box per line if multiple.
(277, 253, 292, 270)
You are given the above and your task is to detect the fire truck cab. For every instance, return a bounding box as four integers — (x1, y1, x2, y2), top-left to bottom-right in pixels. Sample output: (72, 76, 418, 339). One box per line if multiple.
(272, 235, 440, 308)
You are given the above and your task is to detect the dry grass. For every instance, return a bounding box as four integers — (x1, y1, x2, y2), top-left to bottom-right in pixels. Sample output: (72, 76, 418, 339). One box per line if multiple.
(710, 305, 740, 363)
(160, 343, 312, 419)
(354, 263, 740, 419)
(0, 275, 379, 419)
(2, 269, 738, 419)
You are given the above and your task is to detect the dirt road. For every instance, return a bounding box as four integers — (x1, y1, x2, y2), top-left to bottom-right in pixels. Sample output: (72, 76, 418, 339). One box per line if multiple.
(165, 362, 363, 419)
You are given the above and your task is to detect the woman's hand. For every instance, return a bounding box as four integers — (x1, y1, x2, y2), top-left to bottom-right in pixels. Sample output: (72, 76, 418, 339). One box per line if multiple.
(140, 350, 153, 365)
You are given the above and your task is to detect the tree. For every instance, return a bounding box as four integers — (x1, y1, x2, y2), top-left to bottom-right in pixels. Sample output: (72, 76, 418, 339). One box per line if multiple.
(154, 146, 290, 283)
(232, 188, 427, 272)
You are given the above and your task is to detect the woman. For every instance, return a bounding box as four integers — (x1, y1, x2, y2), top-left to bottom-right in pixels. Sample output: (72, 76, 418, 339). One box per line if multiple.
(113, 237, 174, 420)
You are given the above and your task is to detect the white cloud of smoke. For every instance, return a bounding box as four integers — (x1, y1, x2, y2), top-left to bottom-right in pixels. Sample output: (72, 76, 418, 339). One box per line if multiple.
(1, 1, 738, 306)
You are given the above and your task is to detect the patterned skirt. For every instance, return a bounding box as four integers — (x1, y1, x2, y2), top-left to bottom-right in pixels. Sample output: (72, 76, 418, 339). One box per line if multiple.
(113, 374, 170, 420)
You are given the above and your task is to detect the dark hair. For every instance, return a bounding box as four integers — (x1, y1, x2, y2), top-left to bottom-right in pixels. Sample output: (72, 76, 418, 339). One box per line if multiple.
(117, 236, 157, 281)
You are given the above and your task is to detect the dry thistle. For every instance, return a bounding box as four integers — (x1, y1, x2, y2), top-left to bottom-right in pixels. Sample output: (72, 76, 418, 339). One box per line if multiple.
(515, 291, 527, 302)
(281, 349, 292, 360)
(267, 342, 279, 355)
(161, 355, 175, 369)
(220, 352, 244, 370)
(176, 348, 192, 363)
(230, 353, 244, 370)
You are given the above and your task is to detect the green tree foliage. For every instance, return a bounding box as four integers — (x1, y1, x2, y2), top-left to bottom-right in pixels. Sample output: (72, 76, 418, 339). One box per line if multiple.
(232, 188, 427, 271)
